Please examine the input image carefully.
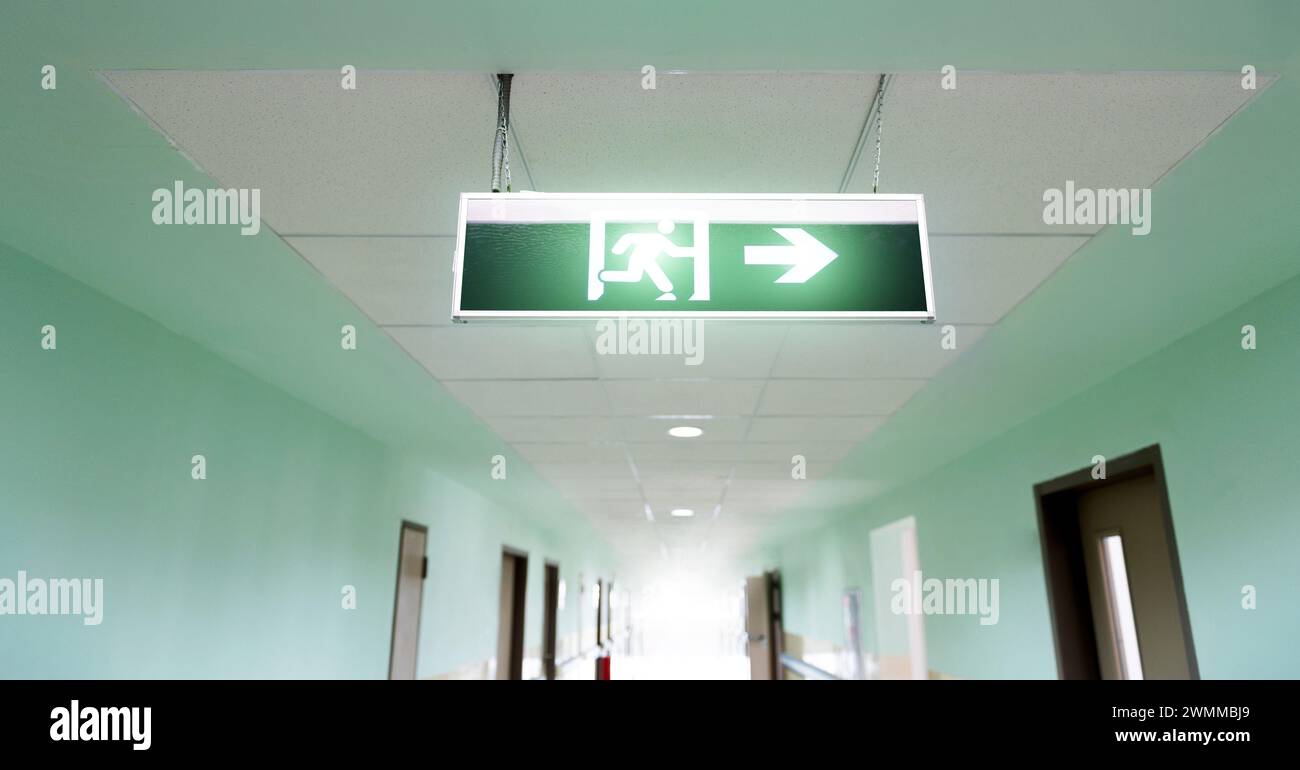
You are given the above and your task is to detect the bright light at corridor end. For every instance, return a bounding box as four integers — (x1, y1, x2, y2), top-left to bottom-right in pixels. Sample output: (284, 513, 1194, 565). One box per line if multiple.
(670, 508, 695, 518)
(668, 425, 703, 438)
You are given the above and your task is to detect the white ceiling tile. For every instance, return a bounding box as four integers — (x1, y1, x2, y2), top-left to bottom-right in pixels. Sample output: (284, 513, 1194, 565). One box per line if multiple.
(482, 417, 618, 443)
(441, 380, 609, 417)
(644, 492, 722, 514)
(641, 479, 726, 501)
(603, 379, 764, 417)
(848, 73, 1260, 234)
(550, 477, 642, 498)
(513, 442, 623, 463)
(724, 490, 787, 509)
(387, 325, 597, 380)
(721, 504, 796, 519)
(721, 503, 799, 520)
(724, 479, 809, 506)
(634, 461, 735, 484)
(747, 416, 885, 442)
(729, 461, 830, 480)
(532, 462, 634, 480)
(615, 416, 749, 442)
(286, 236, 452, 326)
(513, 73, 879, 192)
(757, 379, 925, 416)
(589, 322, 787, 379)
(626, 441, 751, 464)
(106, 71, 493, 235)
(739, 442, 856, 462)
(929, 235, 1089, 324)
(570, 498, 648, 520)
(772, 323, 988, 379)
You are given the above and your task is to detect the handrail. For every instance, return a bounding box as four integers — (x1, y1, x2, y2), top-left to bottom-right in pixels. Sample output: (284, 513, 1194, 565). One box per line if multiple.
(556, 645, 602, 670)
(531, 645, 603, 680)
(779, 653, 841, 680)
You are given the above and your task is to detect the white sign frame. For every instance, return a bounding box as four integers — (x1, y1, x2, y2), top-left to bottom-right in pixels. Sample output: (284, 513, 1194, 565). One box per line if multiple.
(452, 192, 935, 321)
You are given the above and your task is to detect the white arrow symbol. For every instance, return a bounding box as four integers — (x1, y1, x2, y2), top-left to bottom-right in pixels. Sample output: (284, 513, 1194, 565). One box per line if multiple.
(743, 228, 838, 283)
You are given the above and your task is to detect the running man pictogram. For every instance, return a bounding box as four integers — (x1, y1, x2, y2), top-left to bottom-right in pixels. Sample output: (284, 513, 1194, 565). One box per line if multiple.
(597, 220, 695, 301)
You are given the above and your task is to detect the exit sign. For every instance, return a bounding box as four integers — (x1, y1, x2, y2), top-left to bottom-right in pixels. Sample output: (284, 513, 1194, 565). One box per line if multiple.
(452, 193, 935, 320)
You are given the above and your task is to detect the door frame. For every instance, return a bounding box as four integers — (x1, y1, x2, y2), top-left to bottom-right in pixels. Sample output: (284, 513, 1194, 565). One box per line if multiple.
(869, 516, 928, 679)
(542, 561, 560, 680)
(1033, 444, 1199, 680)
(595, 578, 604, 647)
(744, 570, 784, 679)
(499, 546, 530, 680)
(768, 570, 784, 673)
(387, 520, 428, 680)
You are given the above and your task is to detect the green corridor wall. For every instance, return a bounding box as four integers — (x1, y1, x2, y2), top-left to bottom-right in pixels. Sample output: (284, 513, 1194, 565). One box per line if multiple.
(0, 242, 610, 678)
(773, 271, 1300, 679)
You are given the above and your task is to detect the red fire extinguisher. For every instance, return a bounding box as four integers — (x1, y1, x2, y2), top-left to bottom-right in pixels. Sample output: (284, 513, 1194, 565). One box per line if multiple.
(596, 653, 612, 680)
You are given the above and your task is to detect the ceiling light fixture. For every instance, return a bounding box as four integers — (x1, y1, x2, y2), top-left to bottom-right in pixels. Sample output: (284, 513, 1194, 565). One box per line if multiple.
(670, 508, 695, 518)
(668, 426, 703, 438)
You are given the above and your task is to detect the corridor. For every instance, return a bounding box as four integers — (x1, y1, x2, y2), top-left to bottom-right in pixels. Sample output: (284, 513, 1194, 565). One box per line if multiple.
(2, 4, 1298, 746)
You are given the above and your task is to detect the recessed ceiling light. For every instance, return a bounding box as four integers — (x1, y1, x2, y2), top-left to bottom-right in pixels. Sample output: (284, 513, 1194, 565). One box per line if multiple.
(668, 425, 703, 438)
(670, 508, 695, 518)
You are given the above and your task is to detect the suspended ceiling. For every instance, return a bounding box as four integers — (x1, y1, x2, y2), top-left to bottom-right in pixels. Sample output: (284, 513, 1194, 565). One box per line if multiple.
(101, 69, 1266, 560)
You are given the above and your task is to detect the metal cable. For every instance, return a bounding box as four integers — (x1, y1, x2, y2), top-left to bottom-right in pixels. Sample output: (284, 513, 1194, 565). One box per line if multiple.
(837, 73, 886, 194)
(491, 74, 513, 192)
(502, 123, 512, 192)
(872, 74, 888, 193)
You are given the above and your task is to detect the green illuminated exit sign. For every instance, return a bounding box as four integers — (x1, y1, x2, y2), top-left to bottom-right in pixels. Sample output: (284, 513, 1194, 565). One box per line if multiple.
(452, 193, 934, 320)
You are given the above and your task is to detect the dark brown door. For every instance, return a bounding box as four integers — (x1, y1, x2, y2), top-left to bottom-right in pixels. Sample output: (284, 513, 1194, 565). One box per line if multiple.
(1077, 473, 1194, 679)
(496, 549, 528, 680)
(1035, 446, 1198, 680)
(542, 562, 560, 680)
(595, 579, 604, 646)
(745, 572, 783, 679)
